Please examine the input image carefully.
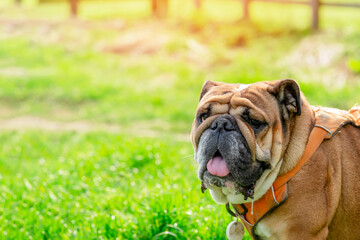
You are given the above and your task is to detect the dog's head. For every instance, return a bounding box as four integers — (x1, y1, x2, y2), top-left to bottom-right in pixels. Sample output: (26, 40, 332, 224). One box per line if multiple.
(191, 79, 303, 204)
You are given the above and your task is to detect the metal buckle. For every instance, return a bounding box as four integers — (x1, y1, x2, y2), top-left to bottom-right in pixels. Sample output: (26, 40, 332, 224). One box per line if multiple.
(226, 203, 237, 217)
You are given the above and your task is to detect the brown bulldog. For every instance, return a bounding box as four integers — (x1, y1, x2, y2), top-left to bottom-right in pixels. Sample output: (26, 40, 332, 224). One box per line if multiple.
(191, 79, 360, 240)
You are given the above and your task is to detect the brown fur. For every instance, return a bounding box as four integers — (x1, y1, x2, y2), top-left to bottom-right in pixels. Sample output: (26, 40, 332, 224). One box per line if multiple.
(258, 124, 360, 239)
(191, 79, 360, 239)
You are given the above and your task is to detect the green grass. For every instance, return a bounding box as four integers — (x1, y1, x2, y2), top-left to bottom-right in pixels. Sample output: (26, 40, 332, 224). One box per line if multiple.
(0, 0, 360, 239)
(0, 131, 236, 239)
(1, 26, 359, 131)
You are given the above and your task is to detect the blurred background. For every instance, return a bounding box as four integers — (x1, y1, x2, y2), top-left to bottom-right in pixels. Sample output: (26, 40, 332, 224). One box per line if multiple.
(0, 0, 359, 239)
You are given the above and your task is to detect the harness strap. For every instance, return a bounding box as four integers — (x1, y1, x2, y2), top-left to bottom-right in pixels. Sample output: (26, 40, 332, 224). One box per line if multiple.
(273, 126, 327, 189)
(349, 107, 360, 125)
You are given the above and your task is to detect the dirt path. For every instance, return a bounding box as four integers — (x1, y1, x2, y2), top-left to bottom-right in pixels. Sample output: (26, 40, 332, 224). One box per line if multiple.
(0, 116, 190, 141)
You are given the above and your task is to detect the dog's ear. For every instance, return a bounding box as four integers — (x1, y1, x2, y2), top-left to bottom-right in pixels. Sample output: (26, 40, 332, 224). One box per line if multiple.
(269, 79, 302, 117)
(199, 80, 222, 101)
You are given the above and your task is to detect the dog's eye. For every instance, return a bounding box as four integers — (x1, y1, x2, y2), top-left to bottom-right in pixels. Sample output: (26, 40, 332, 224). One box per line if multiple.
(242, 113, 266, 131)
(249, 118, 263, 129)
(198, 113, 209, 124)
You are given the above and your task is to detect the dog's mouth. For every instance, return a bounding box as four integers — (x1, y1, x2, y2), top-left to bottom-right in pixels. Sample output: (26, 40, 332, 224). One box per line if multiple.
(206, 150, 230, 177)
(196, 114, 269, 201)
(201, 150, 256, 200)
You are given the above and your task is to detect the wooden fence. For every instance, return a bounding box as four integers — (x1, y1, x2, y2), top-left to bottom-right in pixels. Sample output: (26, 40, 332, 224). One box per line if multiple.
(34, 0, 360, 28)
(240, 0, 360, 30)
(151, 0, 360, 30)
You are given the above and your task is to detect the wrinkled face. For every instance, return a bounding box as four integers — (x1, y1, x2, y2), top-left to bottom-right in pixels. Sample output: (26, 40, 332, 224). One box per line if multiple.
(191, 80, 301, 204)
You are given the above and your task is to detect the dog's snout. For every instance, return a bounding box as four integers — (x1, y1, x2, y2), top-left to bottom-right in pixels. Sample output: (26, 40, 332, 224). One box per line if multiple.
(211, 117, 235, 131)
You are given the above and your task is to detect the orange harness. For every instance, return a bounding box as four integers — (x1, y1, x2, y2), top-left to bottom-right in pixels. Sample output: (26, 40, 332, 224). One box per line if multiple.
(228, 106, 360, 239)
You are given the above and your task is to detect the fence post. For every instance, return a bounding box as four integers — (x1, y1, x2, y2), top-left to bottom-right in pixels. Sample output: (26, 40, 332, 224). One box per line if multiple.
(243, 0, 250, 20)
(194, 0, 202, 10)
(311, 0, 320, 30)
(151, 0, 168, 18)
(69, 0, 78, 18)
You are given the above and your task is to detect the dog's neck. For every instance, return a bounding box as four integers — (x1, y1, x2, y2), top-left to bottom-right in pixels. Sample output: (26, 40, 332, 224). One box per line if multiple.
(279, 99, 315, 176)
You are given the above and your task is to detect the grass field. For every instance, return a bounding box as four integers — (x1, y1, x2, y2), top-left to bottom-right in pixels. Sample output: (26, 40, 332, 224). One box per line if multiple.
(0, 0, 360, 239)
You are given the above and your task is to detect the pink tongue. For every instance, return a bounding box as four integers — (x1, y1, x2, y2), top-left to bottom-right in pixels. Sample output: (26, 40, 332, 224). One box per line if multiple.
(207, 156, 230, 177)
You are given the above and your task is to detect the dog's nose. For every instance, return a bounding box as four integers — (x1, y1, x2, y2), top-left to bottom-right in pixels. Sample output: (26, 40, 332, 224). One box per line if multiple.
(211, 117, 235, 131)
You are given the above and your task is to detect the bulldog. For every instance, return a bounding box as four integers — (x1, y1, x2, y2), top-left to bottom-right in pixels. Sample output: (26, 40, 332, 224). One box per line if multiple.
(191, 79, 360, 239)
